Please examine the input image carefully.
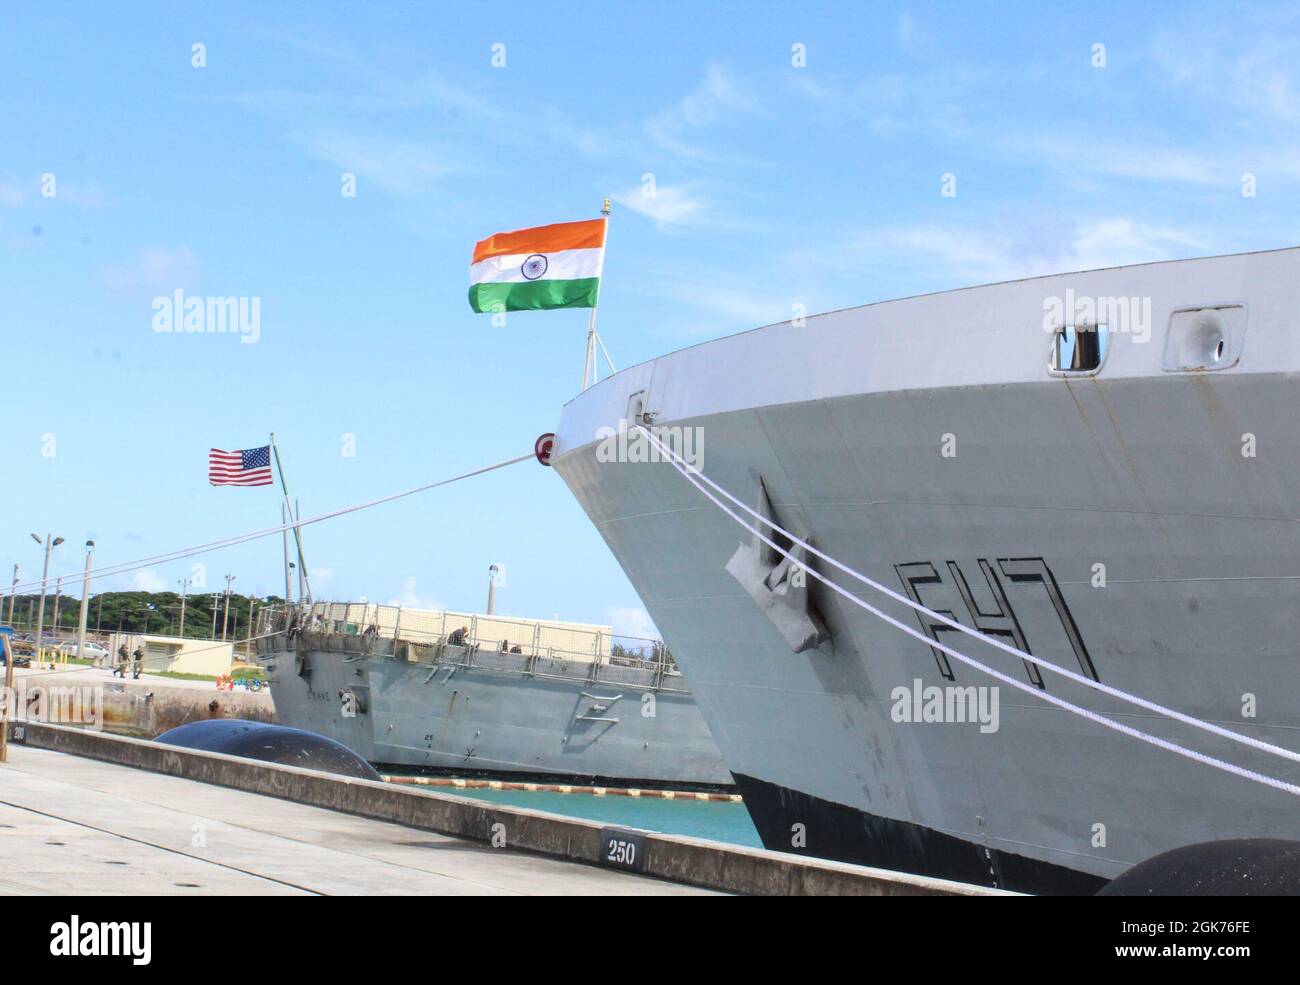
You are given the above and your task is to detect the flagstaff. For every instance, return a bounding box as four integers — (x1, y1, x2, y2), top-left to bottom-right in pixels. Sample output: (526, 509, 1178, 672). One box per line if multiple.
(467, 202, 614, 390)
(582, 198, 613, 391)
(269, 432, 313, 605)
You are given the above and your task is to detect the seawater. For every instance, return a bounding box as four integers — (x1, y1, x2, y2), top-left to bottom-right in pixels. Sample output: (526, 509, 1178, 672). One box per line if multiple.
(450, 787, 762, 848)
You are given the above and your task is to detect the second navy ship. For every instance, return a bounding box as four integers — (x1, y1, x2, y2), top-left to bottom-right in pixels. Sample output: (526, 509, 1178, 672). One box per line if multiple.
(255, 602, 733, 789)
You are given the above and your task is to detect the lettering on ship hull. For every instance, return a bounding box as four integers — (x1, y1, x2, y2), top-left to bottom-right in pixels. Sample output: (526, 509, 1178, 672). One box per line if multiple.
(895, 557, 1097, 688)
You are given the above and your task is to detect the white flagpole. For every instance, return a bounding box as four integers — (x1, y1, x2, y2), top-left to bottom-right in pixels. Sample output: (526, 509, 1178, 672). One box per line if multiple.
(582, 198, 612, 391)
(582, 313, 596, 391)
(270, 432, 313, 605)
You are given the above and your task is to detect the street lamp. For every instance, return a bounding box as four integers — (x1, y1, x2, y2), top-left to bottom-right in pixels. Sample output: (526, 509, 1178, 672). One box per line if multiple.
(30, 533, 64, 660)
(487, 563, 501, 615)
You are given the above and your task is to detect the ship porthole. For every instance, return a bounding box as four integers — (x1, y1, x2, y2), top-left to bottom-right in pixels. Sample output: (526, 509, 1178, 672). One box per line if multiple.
(1049, 323, 1107, 375)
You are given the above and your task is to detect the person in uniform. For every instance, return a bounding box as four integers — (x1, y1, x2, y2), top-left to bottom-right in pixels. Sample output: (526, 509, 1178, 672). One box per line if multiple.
(114, 643, 130, 678)
(131, 645, 145, 679)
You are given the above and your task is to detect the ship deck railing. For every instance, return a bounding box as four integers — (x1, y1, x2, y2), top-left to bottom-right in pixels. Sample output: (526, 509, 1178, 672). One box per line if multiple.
(254, 603, 689, 693)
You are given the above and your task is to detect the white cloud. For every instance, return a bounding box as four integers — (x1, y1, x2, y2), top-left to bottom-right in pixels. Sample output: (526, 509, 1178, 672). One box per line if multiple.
(829, 217, 1214, 288)
(385, 576, 440, 611)
(0, 177, 29, 207)
(1084, 150, 1224, 187)
(789, 65, 980, 138)
(1150, 28, 1300, 125)
(646, 64, 755, 161)
(1007, 137, 1225, 187)
(1064, 218, 1214, 270)
(608, 606, 659, 641)
(58, 181, 111, 207)
(208, 29, 503, 123)
(101, 246, 198, 294)
(0, 175, 109, 208)
(132, 568, 166, 593)
(302, 132, 453, 197)
(656, 276, 796, 329)
(613, 182, 708, 229)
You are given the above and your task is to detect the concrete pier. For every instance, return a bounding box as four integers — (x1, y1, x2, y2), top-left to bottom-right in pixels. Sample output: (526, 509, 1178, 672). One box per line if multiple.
(1, 723, 1006, 896)
(0, 745, 715, 895)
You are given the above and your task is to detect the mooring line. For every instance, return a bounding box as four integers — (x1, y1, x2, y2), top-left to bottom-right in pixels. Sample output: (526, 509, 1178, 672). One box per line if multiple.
(10, 452, 534, 596)
(634, 424, 1300, 795)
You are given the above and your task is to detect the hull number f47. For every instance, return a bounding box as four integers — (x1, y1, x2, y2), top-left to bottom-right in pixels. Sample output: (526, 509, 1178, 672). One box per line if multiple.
(894, 557, 1098, 688)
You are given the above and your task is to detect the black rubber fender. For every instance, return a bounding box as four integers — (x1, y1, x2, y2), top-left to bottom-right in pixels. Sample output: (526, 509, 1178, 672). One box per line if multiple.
(1099, 838, 1300, 895)
(155, 719, 380, 781)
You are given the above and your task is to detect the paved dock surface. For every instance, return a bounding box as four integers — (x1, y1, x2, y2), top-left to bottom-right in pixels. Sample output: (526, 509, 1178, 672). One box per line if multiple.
(11, 664, 232, 691)
(0, 746, 720, 895)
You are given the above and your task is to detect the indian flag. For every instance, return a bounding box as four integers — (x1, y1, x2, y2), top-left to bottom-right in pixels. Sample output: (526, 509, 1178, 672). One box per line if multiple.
(468, 217, 606, 313)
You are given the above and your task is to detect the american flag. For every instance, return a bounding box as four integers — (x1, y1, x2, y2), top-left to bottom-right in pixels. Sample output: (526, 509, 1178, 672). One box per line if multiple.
(209, 445, 274, 486)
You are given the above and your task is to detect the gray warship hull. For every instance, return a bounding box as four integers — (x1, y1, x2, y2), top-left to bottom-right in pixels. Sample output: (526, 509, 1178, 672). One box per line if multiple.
(254, 629, 733, 788)
(552, 247, 1300, 894)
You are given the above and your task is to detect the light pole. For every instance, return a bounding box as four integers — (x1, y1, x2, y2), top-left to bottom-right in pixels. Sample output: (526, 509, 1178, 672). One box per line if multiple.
(30, 533, 63, 661)
(221, 574, 235, 640)
(177, 577, 189, 638)
(76, 541, 94, 664)
(52, 578, 62, 637)
(210, 594, 219, 637)
(487, 564, 500, 615)
(6, 563, 17, 625)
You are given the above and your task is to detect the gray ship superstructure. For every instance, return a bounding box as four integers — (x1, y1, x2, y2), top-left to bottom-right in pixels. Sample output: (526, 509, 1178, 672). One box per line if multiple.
(552, 247, 1300, 893)
(255, 603, 732, 788)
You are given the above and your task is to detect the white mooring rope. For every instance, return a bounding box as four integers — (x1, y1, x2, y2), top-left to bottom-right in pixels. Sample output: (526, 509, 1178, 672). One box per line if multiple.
(633, 424, 1300, 797)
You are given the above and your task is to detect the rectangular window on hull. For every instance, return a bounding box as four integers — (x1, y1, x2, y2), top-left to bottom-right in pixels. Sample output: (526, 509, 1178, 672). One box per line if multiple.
(1051, 323, 1108, 374)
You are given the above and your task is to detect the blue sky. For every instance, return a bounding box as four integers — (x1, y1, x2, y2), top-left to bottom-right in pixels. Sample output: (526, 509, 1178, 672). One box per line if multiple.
(4, 1, 1299, 638)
